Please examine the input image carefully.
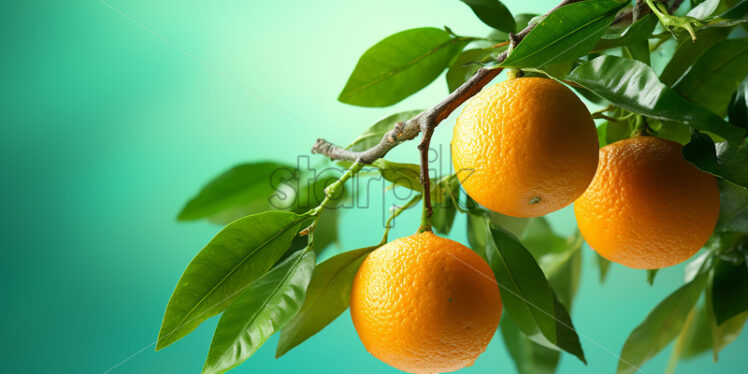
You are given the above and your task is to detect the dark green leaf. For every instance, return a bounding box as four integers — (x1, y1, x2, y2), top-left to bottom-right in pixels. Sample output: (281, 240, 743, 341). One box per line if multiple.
(156, 211, 308, 350)
(716, 180, 748, 232)
(617, 274, 707, 374)
(500, 0, 626, 68)
(202, 249, 316, 374)
(500, 313, 561, 374)
(347, 110, 423, 151)
(593, 14, 658, 51)
(446, 48, 496, 92)
(178, 162, 295, 221)
(674, 38, 748, 117)
(276, 246, 375, 357)
(566, 55, 747, 142)
(647, 269, 658, 285)
(596, 252, 611, 283)
(728, 77, 748, 129)
(683, 131, 748, 188)
(712, 256, 748, 324)
(660, 28, 730, 86)
(460, 0, 515, 33)
(716, 0, 748, 20)
(622, 41, 650, 65)
(338, 28, 471, 107)
(484, 219, 586, 362)
(706, 269, 748, 360)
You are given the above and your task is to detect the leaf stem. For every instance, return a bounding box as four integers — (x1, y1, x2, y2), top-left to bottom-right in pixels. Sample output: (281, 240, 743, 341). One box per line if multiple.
(301, 161, 364, 247)
(381, 194, 422, 244)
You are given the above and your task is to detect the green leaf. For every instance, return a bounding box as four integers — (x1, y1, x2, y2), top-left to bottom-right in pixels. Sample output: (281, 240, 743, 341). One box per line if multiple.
(202, 249, 316, 374)
(593, 14, 658, 51)
(178, 161, 295, 221)
(712, 255, 748, 324)
(371, 159, 423, 191)
(716, 180, 748, 232)
(622, 41, 650, 65)
(276, 246, 375, 357)
(488, 211, 531, 238)
(500, 313, 561, 374)
(728, 76, 748, 129)
(430, 176, 459, 234)
(156, 211, 308, 350)
(674, 38, 748, 117)
(483, 219, 586, 362)
(566, 55, 747, 142)
(617, 274, 707, 374)
(706, 268, 748, 360)
(647, 269, 658, 286)
(446, 48, 496, 92)
(338, 28, 471, 107)
(681, 303, 713, 359)
(460, 0, 515, 32)
(682, 131, 748, 188)
(716, 0, 748, 20)
(687, 0, 721, 19)
(660, 28, 730, 86)
(347, 110, 424, 151)
(596, 252, 611, 283)
(500, 0, 625, 68)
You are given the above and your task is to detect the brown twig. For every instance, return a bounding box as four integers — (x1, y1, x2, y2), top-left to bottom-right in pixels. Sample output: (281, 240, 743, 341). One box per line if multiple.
(311, 0, 583, 220)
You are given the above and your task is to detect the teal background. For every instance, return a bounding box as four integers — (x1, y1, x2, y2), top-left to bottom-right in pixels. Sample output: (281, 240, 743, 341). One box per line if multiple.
(2, 0, 746, 373)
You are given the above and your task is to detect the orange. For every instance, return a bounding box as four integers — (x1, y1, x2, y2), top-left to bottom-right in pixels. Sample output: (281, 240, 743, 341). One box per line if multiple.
(452, 77, 599, 217)
(350, 232, 502, 373)
(574, 136, 720, 269)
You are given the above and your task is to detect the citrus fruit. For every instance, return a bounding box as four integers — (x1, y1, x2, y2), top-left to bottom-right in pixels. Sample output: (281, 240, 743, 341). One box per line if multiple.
(350, 231, 501, 373)
(452, 77, 599, 217)
(574, 136, 720, 269)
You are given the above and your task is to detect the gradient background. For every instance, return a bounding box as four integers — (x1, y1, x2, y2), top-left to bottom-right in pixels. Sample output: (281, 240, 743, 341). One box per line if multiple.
(2, 0, 746, 373)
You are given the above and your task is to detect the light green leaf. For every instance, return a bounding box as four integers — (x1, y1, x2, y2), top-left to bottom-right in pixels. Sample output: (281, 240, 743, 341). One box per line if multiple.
(446, 48, 497, 92)
(430, 176, 460, 234)
(460, 0, 515, 33)
(617, 274, 707, 374)
(339, 28, 471, 107)
(347, 110, 423, 151)
(202, 249, 316, 374)
(500, 0, 625, 68)
(156, 211, 308, 350)
(674, 38, 748, 117)
(276, 246, 375, 357)
(566, 55, 746, 142)
(372, 159, 423, 191)
(178, 161, 295, 221)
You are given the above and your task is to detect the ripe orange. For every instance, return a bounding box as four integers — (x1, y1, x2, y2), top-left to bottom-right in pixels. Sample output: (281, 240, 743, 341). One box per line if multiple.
(350, 232, 502, 373)
(574, 136, 720, 269)
(452, 77, 599, 217)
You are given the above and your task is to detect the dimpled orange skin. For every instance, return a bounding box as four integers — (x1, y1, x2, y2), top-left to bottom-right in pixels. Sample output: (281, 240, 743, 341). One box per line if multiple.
(350, 232, 502, 374)
(452, 77, 599, 217)
(574, 136, 720, 269)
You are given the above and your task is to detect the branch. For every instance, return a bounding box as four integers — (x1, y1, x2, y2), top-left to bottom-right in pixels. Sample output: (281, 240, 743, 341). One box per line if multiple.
(311, 0, 583, 222)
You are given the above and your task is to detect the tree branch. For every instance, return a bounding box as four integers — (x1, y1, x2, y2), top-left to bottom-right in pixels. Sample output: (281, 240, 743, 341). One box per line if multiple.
(311, 0, 584, 222)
